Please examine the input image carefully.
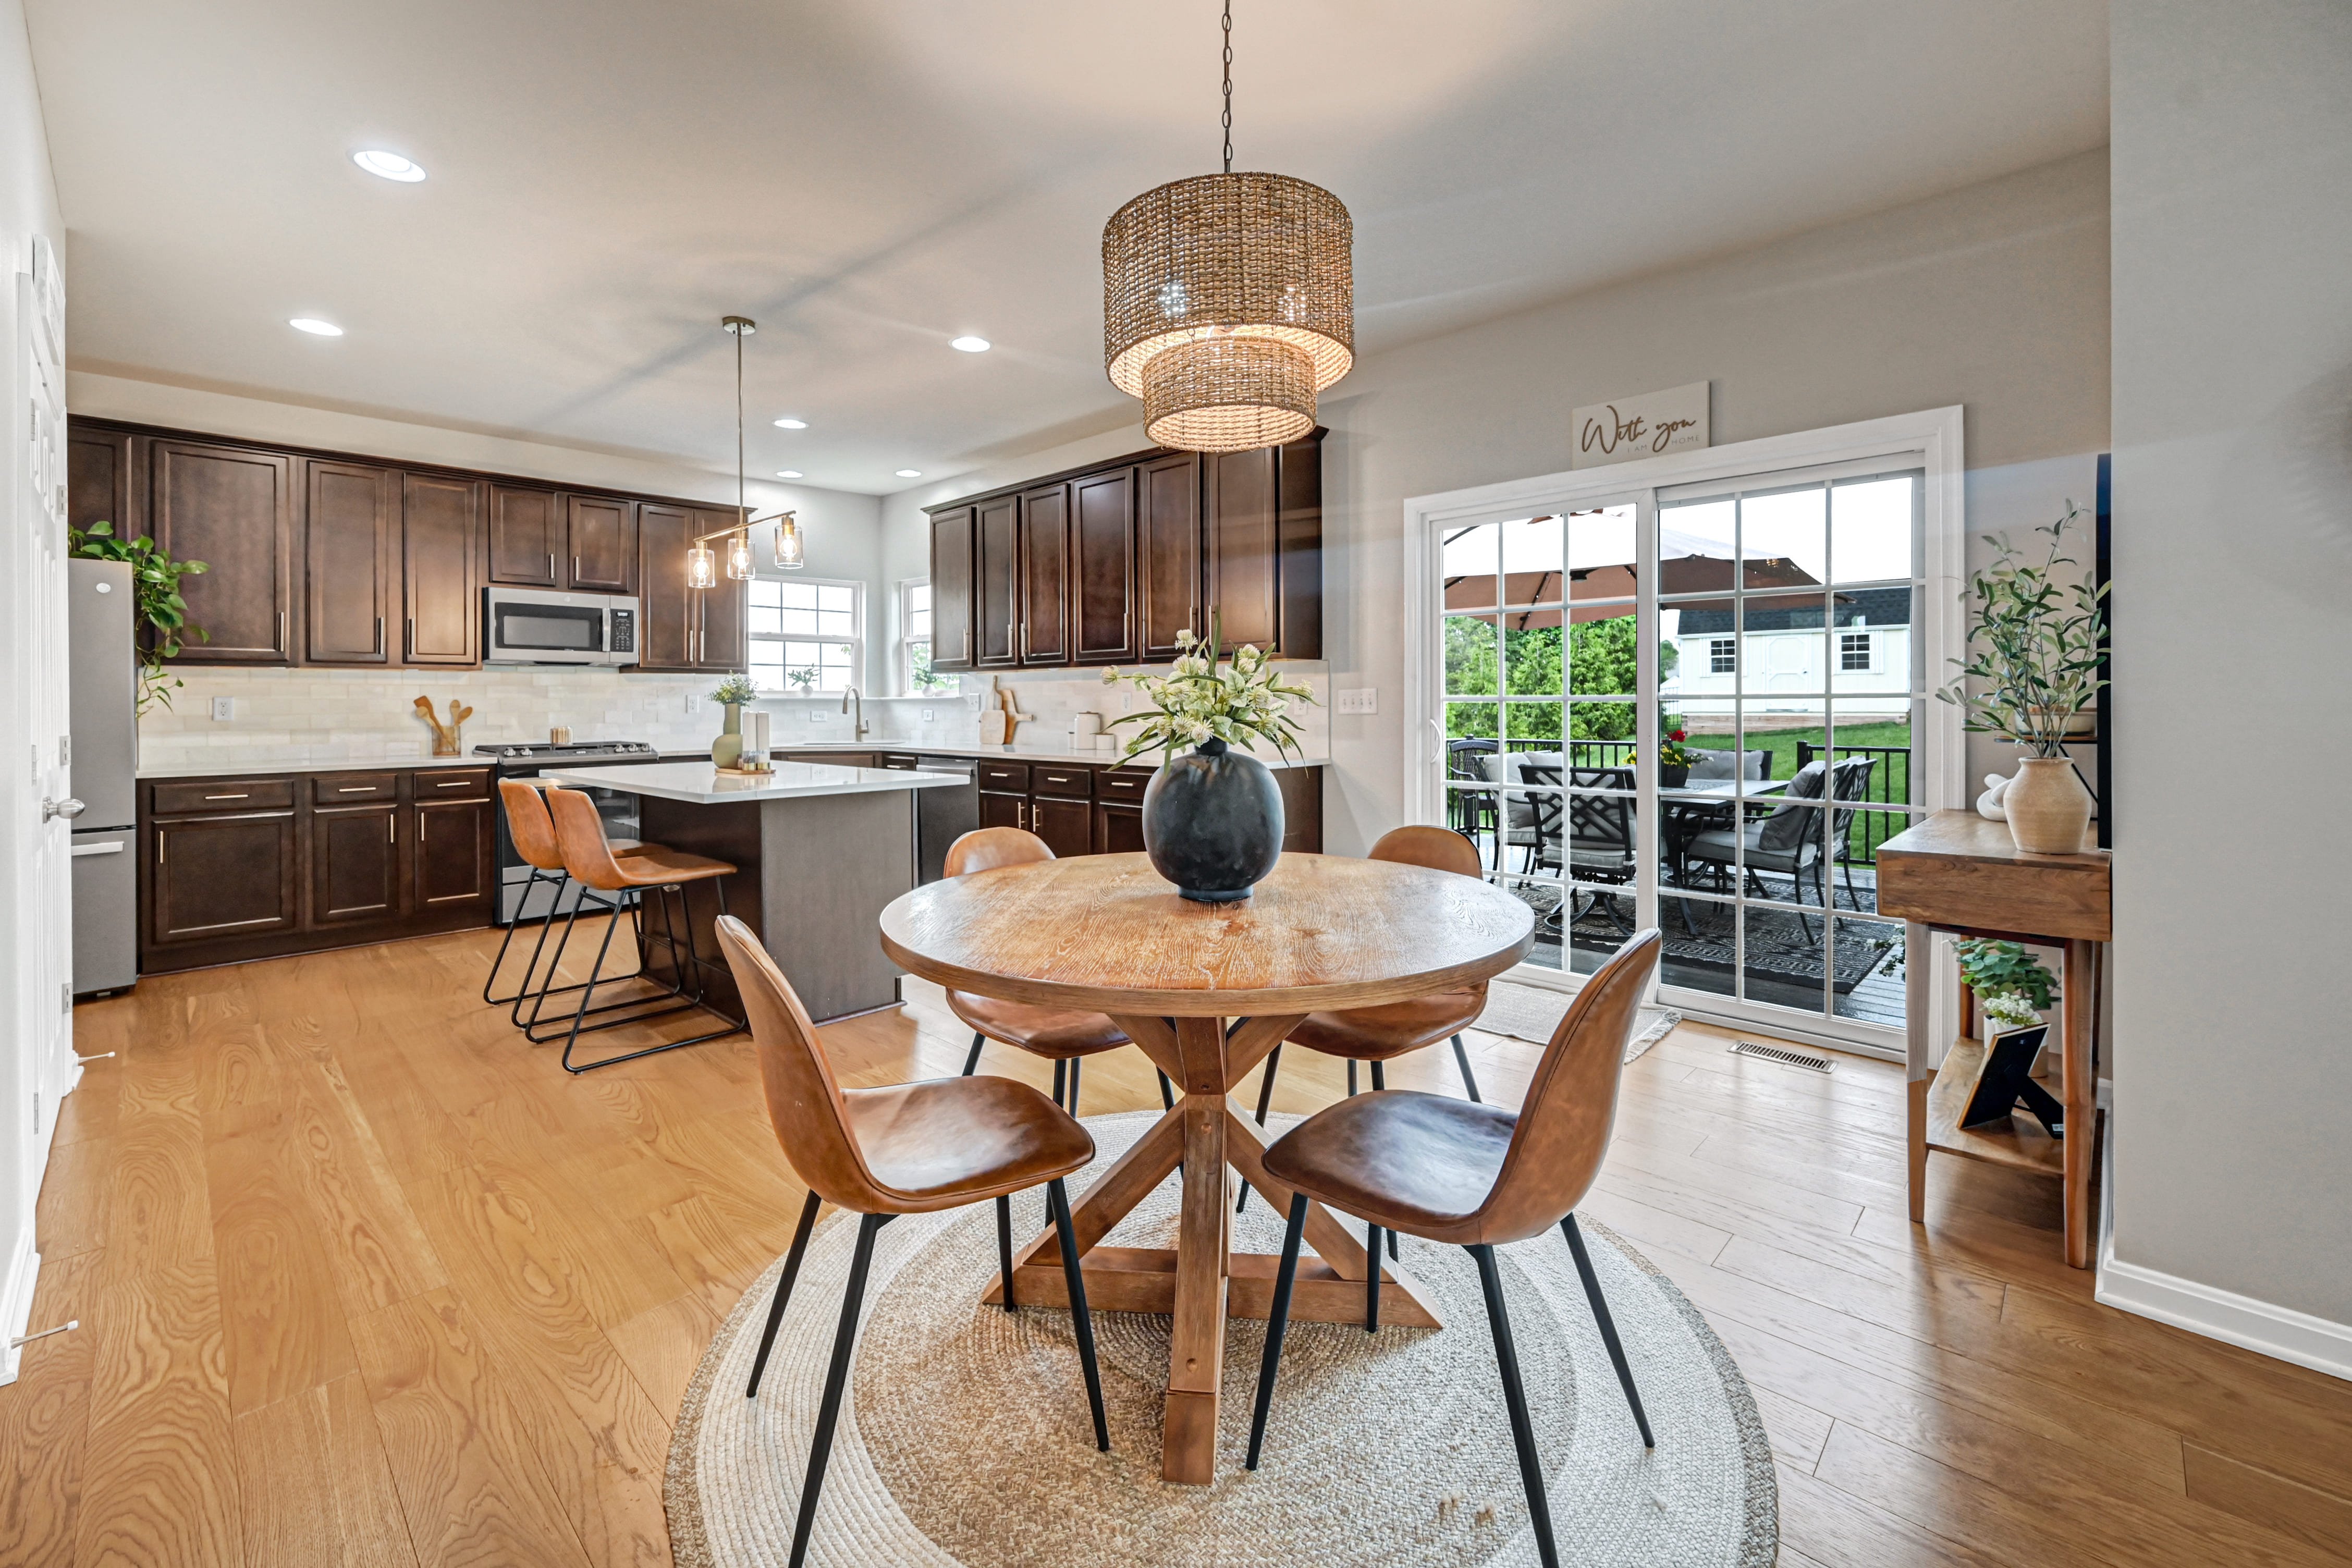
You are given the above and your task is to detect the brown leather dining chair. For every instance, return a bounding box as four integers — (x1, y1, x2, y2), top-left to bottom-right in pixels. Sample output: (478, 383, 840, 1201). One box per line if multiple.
(1246, 928, 1664, 1568)
(539, 786, 746, 1072)
(944, 827, 1166, 1114)
(485, 778, 651, 1025)
(713, 915, 1108, 1568)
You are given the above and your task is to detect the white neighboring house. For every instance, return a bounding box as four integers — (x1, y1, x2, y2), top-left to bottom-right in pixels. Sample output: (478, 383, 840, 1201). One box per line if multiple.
(1665, 585, 1913, 724)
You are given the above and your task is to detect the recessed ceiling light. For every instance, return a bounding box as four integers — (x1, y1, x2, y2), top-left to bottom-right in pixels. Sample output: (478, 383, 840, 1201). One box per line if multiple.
(289, 317, 344, 336)
(352, 149, 425, 182)
(949, 336, 991, 353)
(772, 418, 807, 430)
(776, 470, 802, 479)
(896, 469, 923, 478)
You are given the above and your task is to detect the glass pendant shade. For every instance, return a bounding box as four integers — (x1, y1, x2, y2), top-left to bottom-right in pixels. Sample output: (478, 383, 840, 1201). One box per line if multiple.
(686, 543, 717, 590)
(771, 512, 805, 570)
(1102, 172, 1353, 452)
(724, 529, 754, 581)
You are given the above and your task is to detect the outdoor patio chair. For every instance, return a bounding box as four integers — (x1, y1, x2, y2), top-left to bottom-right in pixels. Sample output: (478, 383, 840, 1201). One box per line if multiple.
(1532, 764, 1638, 935)
(1687, 746, 1772, 781)
(1679, 756, 1877, 941)
(1484, 751, 1552, 873)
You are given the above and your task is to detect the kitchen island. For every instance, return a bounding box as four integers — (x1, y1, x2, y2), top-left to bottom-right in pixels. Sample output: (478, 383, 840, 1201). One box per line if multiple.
(541, 759, 965, 1022)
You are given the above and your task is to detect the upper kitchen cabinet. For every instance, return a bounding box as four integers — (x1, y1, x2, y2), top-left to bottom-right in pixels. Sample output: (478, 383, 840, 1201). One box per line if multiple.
(303, 459, 397, 664)
(565, 494, 637, 594)
(402, 474, 483, 665)
(634, 503, 748, 672)
(1071, 468, 1137, 664)
(1137, 453, 1199, 659)
(67, 424, 134, 538)
(486, 483, 562, 587)
(150, 436, 295, 663)
(1205, 429, 1321, 658)
(929, 505, 975, 672)
(975, 494, 1020, 668)
(1018, 482, 1069, 666)
(689, 507, 749, 670)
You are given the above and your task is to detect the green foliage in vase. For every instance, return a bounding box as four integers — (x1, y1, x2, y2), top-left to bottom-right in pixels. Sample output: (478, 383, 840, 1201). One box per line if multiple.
(708, 673, 758, 706)
(1954, 938, 2057, 1024)
(1101, 612, 1317, 764)
(1937, 506, 2108, 759)
(67, 521, 210, 715)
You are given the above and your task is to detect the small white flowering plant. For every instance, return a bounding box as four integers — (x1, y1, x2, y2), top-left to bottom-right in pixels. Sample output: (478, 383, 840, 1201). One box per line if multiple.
(1101, 614, 1317, 765)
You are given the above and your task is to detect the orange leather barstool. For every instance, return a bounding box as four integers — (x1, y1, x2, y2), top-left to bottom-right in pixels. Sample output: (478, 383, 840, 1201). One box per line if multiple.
(714, 915, 1108, 1568)
(486, 779, 651, 1027)
(942, 827, 1153, 1115)
(1246, 930, 1664, 1568)
(541, 786, 745, 1072)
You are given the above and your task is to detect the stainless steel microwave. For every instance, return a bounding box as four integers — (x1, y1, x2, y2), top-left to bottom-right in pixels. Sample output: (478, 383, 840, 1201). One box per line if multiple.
(482, 586, 639, 666)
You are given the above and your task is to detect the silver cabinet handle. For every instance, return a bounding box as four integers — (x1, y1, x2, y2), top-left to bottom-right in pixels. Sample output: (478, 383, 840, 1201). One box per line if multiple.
(374, 616, 384, 656)
(278, 610, 288, 653)
(203, 793, 249, 801)
(337, 785, 377, 793)
(548, 552, 557, 581)
(435, 780, 471, 788)
(70, 840, 123, 856)
(574, 555, 582, 581)
(389, 815, 397, 843)
(406, 617, 415, 655)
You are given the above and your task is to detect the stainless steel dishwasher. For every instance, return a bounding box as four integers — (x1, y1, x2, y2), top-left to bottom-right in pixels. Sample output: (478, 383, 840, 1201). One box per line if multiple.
(914, 756, 980, 884)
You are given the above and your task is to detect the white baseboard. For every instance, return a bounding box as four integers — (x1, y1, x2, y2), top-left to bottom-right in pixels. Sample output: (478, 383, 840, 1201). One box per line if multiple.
(2096, 1238, 2352, 1384)
(0, 1242, 40, 1388)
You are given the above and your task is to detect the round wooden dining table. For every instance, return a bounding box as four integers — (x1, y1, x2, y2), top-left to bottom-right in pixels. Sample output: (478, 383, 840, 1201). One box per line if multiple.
(878, 850, 1535, 1483)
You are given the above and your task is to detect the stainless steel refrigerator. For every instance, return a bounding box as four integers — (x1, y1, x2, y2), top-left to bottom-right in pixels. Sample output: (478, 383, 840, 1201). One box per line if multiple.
(68, 558, 138, 995)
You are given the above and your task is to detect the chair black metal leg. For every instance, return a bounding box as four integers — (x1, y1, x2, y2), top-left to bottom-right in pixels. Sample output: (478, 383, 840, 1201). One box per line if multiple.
(1051, 1058, 1067, 1109)
(1561, 1214, 1655, 1447)
(963, 1033, 985, 1076)
(1387, 1228, 1399, 1261)
(1158, 1070, 1175, 1110)
(1369, 1060, 1387, 1093)
(788, 1211, 887, 1568)
(1245, 1193, 1310, 1469)
(1045, 1178, 1109, 1451)
(1469, 1243, 1561, 1568)
(1365, 1222, 1382, 1332)
(1347, 1059, 1358, 1097)
(1452, 1035, 1484, 1102)
(747, 1191, 822, 1399)
(1067, 1057, 1082, 1118)
(1236, 1044, 1282, 1215)
(995, 1194, 1017, 1312)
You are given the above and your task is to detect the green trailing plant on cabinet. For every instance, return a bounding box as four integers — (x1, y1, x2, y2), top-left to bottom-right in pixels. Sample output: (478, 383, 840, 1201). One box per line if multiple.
(67, 521, 209, 715)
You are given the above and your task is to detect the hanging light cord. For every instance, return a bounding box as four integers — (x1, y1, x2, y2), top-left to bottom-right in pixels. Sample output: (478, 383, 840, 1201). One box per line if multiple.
(733, 325, 746, 523)
(1220, 0, 1234, 175)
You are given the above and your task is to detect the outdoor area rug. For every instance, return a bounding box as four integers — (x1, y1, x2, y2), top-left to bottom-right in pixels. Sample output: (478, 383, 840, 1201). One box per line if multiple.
(1530, 888, 1897, 994)
(667, 1111, 1778, 1568)
(1474, 981, 1681, 1062)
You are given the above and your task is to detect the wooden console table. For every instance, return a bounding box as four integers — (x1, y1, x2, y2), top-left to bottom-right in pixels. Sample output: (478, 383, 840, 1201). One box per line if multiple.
(1877, 812, 2110, 1267)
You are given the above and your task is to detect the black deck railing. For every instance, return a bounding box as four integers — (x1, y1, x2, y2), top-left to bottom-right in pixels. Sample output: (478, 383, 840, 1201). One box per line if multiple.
(1796, 742, 1913, 864)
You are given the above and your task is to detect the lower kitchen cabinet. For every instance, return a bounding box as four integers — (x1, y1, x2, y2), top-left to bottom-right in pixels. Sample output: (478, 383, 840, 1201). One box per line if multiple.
(978, 790, 1025, 832)
(1093, 801, 1146, 855)
(141, 765, 495, 973)
(1029, 795, 1092, 859)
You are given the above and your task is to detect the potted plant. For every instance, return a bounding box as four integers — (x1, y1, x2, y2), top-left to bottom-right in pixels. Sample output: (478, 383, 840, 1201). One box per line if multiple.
(1101, 615, 1317, 901)
(67, 521, 209, 714)
(1936, 506, 2109, 853)
(1632, 718, 1700, 788)
(1953, 938, 2064, 1138)
(709, 673, 759, 768)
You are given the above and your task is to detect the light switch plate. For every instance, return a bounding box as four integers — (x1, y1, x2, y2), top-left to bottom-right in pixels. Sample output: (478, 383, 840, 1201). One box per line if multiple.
(921, 707, 936, 722)
(1336, 688, 1378, 715)
(211, 696, 235, 721)
(964, 693, 983, 714)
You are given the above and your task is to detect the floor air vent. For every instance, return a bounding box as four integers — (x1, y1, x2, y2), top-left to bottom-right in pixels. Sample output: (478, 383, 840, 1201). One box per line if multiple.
(1730, 1040, 1835, 1073)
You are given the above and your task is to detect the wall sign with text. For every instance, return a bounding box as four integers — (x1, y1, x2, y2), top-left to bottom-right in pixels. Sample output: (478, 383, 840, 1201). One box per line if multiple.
(1571, 382, 1710, 469)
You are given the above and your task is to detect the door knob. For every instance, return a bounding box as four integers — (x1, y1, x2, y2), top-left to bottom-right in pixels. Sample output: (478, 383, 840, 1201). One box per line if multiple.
(43, 797, 85, 822)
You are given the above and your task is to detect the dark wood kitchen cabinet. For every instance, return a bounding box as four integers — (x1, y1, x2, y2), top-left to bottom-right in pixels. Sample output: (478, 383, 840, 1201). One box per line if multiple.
(67, 424, 133, 537)
(402, 474, 483, 664)
(1019, 483, 1069, 665)
(565, 494, 636, 593)
(150, 437, 294, 663)
(930, 506, 975, 672)
(690, 507, 749, 670)
(303, 459, 397, 664)
(310, 805, 401, 924)
(151, 810, 300, 944)
(975, 495, 1019, 667)
(1029, 795, 1092, 859)
(413, 797, 494, 909)
(1071, 468, 1137, 663)
(487, 483, 562, 586)
(1139, 452, 1202, 658)
(635, 503, 749, 672)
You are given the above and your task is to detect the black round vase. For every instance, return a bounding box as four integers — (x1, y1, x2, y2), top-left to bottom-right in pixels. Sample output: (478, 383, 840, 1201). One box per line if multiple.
(1141, 739, 1285, 902)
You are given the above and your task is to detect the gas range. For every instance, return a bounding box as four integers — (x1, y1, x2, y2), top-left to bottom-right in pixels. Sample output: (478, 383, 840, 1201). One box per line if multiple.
(475, 739, 660, 767)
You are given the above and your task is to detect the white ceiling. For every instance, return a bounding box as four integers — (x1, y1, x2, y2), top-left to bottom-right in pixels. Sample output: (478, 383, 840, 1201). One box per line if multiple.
(27, 1, 2108, 495)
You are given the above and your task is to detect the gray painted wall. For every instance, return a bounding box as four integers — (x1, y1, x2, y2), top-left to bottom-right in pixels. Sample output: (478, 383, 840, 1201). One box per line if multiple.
(2110, 1, 2352, 1329)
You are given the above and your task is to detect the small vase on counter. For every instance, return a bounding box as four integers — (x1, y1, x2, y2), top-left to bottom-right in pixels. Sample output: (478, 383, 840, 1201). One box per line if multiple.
(707, 675, 759, 770)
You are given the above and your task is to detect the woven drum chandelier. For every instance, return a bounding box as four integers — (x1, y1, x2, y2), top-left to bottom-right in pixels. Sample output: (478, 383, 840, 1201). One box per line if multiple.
(1102, 1, 1353, 453)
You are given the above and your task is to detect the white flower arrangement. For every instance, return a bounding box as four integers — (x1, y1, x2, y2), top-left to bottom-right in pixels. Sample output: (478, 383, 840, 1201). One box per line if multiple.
(1101, 615, 1317, 765)
(1981, 991, 2042, 1032)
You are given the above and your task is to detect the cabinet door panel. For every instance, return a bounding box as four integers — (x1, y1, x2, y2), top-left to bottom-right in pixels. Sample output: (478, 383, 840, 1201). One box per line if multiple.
(1071, 469, 1137, 663)
(1094, 801, 1146, 856)
(487, 484, 561, 586)
(975, 495, 1019, 666)
(635, 504, 695, 670)
(68, 425, 133, 539)
(1019, 483, 1069, 665)
(689, 507, 748, 669)
(566, 495, 636, 593)
(1275, 431, 1324, 659)
(311, 805, 400, 924)
(1030, 797, 1092, 859)
(152, 814, 299, 942)
(414, 799, 493, 909)
(1140, 452, 1201, 659)
(152, 439, 292, 662)
(930, 507, 975, 671)
(978, 791, 1025, 832)
(1207, 446, 1279, 651)
(403, 474, 482, 665)
(305, 460, 396, 664)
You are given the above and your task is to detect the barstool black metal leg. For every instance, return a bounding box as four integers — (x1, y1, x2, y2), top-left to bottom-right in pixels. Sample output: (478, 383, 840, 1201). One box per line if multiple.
(995, 1194, 1017, 1312)
(1051, 1059, 1067, 1109)
(1158, 1070, 1175, 1110)
(1365, 1222, 1382, 1332)
(963, 1033, 985, 1076)
(1470, 1243, 1561, 1568)
(1045, 1178, 1109, 1451)
(788, 1211, 888, 1568)
(1245, 1192, 1311, 1469)
(1561, 1214, 1655, 1447)
(1067, 1057, 1082, 1117)
(1452, 1034, 1484, 1102)
(1370, 1060, 1387, 1092)
(557, 897, 629, 1069)
(482, 867, 550, 1005)
(747, 1191, 822, 1399)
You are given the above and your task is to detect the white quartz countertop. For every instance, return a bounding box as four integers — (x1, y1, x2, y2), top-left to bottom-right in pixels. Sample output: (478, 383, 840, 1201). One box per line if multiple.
(759, 741, 1328, 771)
(541, 760, 966, 804)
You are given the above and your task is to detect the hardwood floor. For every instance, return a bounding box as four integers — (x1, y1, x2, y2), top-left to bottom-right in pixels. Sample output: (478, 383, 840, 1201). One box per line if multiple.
(9, 921, 2352, 1565)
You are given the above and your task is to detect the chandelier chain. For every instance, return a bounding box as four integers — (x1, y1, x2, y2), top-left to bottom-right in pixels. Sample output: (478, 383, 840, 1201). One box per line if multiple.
(1220, 0, 1233, 175)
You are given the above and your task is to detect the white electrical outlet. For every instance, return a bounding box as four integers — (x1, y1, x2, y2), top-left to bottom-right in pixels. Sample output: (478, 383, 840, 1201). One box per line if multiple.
(921, 707, 935, 722)
(808, 708, 826, 724)
(964, 693, 983, 714)
(211, 696, 235, 721)
(1336, 688, 1378, 715)
(683, 693, 697, 714)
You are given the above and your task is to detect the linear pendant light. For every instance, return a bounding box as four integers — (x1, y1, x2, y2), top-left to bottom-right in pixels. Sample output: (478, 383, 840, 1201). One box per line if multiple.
(690, 315, 806, 583)
(1100, 0, 1353, 453)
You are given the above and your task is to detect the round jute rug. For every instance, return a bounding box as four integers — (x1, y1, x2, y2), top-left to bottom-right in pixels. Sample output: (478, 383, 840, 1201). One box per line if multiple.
(667, 1112, 1778, 1568)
